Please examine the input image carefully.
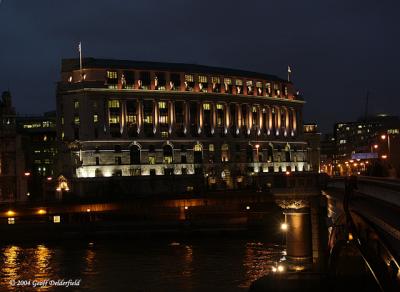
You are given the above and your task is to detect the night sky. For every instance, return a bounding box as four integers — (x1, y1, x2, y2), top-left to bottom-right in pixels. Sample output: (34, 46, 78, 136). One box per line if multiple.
(1, 0, 399, 133)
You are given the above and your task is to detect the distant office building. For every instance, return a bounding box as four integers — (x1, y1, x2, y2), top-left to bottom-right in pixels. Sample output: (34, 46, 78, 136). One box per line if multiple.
(303, 124, 321, 173)
(17, 111, 57, 200)
(56, 58, 314, 197)
(334, 114, 400, 176)
(0, 91, 27, 202)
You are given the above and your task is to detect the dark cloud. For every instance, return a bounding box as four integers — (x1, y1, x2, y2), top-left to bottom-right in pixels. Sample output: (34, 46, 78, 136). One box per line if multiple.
(0, 0, 399, 132)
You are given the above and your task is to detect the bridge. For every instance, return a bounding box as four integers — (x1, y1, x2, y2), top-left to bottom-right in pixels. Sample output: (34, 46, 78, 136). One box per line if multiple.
(250, 176, 400, 292)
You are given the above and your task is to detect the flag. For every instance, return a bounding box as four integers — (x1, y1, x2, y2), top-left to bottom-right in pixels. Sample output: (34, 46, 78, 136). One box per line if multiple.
(288, 66, 292, 73)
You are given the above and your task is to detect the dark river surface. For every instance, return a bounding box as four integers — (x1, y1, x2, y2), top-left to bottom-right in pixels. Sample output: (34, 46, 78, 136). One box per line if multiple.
(0, 237, 284, 292)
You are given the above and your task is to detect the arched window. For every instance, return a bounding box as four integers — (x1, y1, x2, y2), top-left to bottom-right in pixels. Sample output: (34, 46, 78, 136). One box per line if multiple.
(221, 144, 230, 162)
(163, 145, 173, 164)
(194, 143, 203, 163)
(130, 145, 140, 164)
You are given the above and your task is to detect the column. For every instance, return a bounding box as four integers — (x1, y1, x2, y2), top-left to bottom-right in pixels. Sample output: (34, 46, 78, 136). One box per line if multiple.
(198, 102, 203, 135)
(184, 101, 189, 135)
(277, 199, 312, 270)
(237, 103, 242, 133)
(121, 100, 127, 137)
(136, 99, 142, 135)
(258, 106, 262, 136)
(225, 102, 230, 135)
(276, 106, 281, 135)
(168, 100, 174, 134)
(153, 99, 158, 134)
(211, 102, 216, 134)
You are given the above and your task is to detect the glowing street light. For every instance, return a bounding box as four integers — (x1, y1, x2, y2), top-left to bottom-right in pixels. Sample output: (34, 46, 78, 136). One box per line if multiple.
(277, 265, 285, 272)
(381, 134, 387, 140)
(37, 209, 47, 215)
(373, 144, 378, 149)
(24, 172, 31, 176)
(381, 155, 388, 159)
(281, 223, 288, 231)
(246, 205, 251, 210)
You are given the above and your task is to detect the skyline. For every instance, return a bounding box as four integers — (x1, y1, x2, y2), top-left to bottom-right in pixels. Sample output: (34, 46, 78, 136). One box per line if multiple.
(1, 0, 400, 133)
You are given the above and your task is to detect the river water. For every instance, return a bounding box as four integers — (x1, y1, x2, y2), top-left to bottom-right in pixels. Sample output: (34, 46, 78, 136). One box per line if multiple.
(0, 237, 283, 292)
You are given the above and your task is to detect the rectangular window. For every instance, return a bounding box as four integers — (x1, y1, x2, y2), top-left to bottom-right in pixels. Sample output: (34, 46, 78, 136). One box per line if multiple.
(216, 104, 223, 110)
(148, 156, 156, 165)
(224, 78, 232, 85)
(185, 74, 194, 82)
(127, 115, 136, 124)
(235, 79, 243, 86)
(198, 75, 208, 83)
(61, 117, 64, 125)
(209, 144, 214, 152)
(74, 116, 80, 125)
(159, 115, 168, 124)
(93, 114, 98, 123)
(158, 101, 166, 109)
(109, 115, 120, 124)
(107, 71, 118, 79)
(203, 103, 210, 110)
(108, 100, 120, 108)
(144, 115, 153, 124)
(211, 77, 220, 84)
(161, 131, 168, 138)
(74, 100, 79, 109)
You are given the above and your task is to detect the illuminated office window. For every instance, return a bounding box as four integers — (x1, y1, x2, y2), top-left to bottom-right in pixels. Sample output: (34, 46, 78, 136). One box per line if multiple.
(161, 131, 168, 138)
(93, 114, 98, 123)
(209, 144, 214, 152)
(158, 101, 166, 109)
(74, 116, 80, 125)
(224, 78, 232, 85)
(108, 100, 120, 108)
(107, 71, 117, 79)
(235, 80, 243, 86)
(109, 115, 120, 124)
(203, 103, 210, 110)
(148, 156, 156, 165)
(194, 144, 202, 151)
(74, 100, 79, 109)
(211, 77, 220, 84)
(8, 218, 15, 225)
(159, 115, 168, 124)
(53, 216, 61, 223)
(185, 74, 194, 82)
(198, 75, 208, 83)
(216, 104, 223, 110)
(144, 115, 153, 124)
(127, 115, 136, 124)
(61, 117, 64, 125)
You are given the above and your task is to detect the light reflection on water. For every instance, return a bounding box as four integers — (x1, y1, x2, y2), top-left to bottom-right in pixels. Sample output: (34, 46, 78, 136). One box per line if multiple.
(0, 239, 282, 291)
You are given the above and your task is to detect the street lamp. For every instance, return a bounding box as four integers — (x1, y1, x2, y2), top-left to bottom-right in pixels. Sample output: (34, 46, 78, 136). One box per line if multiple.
(281, 222, 288, 231)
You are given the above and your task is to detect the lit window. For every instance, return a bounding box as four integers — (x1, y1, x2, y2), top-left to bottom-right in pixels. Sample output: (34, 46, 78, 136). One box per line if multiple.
(144, 115, 153, 124)
(216, 104, 223, 110)
(107, 71, 117, 79)
(185, 74, 194, 82)
(61, 132, 65, 140)
(256, 81, 262, 88)
(235, 79, 243, 86)
(43, 135, 48, 141)
(53, 216, 61, 223)
(74, 100, 79, 109)
(194, 144, 202, 151)
(8, 217, 15, 225)
(252, 106, 257, 112)
(148, 156, 156, 165)
(203, 103, 210, 110)
(158, 101, 166, 109)
(61, 117, 64, 125)
(161, 131, 168, 138)
(209, 144, 214, 152)
(93, 114, 98, 123)
(159, 115, 168, 124)
(108, 100, 120, 108)
(211, 77, 220, 83)
(74, 116, 80, 125)
(127, 115, 136, 123)
(224, 78, 232, 85)
(198, 75, 208, 83)
(109, 115, 120, 124)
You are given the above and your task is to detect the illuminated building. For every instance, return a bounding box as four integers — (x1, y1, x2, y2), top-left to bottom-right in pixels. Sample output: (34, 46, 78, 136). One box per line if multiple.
(334, 114, 400, 176)
(303, 124, 321, 173)
(16, 111, 57, 199)
(57, 58, 312, 196)
(0, 91, 27, 202)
